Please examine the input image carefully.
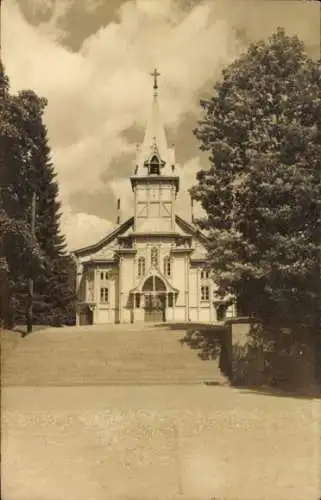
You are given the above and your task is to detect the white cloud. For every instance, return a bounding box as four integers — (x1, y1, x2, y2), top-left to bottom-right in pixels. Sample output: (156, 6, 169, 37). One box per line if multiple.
(176, 156, 206, 221)
(61, 206, 114, 251)
(4, 0, 234, 250)
(19, 0, 71, 41)
(4, 0, 318, 250)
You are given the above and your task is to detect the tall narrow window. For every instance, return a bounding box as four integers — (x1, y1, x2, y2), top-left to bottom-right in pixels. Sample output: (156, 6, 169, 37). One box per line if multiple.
(100, 287, 109, 303)
(201, 286, 209, 302)
(138, 257, 145, 278)
(149, 155, 160, 175)
(151, 247, 159, 267)
(164, 256, 171, 277)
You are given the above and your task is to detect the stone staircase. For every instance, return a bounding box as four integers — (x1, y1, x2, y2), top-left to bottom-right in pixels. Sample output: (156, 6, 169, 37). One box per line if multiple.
(2, 323, 229, 386)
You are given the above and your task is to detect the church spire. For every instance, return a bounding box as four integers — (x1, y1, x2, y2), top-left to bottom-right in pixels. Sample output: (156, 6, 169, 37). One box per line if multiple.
(134, 68, 175, 176)
(146, 68, 167, 159)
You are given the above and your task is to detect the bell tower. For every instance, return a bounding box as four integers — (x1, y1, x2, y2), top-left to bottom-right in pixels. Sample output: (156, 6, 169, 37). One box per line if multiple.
(130, 69, 180, 233)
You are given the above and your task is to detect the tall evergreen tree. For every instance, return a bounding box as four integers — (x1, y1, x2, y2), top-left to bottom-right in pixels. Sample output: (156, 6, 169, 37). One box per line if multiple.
(0, 62, 44, 327)
(17, 90, 75, 325)
(0, 64, 75, 327)
(191, 29, 321, 353)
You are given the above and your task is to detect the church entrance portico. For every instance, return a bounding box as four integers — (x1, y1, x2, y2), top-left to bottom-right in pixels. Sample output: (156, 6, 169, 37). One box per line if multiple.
(130, 274, 178, 323)
(143, 276, 166, 323)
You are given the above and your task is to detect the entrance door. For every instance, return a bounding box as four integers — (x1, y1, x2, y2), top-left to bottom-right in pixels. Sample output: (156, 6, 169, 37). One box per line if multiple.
(144, 294, 165, 322)
(142, 276, 167, 323)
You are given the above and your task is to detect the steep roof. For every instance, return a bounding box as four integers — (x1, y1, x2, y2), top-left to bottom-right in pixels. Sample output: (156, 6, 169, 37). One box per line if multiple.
(72, 214, 208, 258)
(175, 215, 209, 245)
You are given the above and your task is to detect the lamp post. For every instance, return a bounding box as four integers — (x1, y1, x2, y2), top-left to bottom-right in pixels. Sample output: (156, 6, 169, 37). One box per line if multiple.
(26, 191, 36, 335)
(0, 185, 9, 329)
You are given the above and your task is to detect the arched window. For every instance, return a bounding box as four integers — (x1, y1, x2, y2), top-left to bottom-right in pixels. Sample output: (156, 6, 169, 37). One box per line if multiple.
(138, 257, 145, 278)
(142, 276, 166, 292)
(151, 247, 159, 267)
(149, 155, 160, 175)
(164, 256, 171, 277)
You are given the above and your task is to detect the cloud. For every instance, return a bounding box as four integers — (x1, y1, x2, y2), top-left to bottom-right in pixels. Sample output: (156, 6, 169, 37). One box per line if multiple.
(4, 0, 234, 249)
(61, 205, 114, 251)
(4, 0, 320, 250)
(17, 0, 72, 42)
(83, 0, 105, 13)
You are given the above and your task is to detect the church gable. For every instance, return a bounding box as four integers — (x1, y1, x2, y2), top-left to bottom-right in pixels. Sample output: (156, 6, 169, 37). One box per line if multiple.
(92, 239, 120, 260)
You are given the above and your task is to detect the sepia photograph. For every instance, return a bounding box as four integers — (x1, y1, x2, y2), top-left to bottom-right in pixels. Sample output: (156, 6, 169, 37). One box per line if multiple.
(1, 0, 321, 498)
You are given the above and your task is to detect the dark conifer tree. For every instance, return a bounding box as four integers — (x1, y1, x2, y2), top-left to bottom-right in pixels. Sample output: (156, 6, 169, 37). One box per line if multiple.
(0, 65, 75, 327)
(0, 63, 44, 327)
(15, 90, 76, 326)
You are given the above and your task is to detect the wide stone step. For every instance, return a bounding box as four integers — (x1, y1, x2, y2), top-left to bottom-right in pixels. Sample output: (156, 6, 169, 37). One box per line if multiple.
(2, 325, 229, 387)
(3, 361, 227, 385)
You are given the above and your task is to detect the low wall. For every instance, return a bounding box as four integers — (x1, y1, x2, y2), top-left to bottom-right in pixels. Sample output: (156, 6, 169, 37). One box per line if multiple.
(224, 318, 319, 392)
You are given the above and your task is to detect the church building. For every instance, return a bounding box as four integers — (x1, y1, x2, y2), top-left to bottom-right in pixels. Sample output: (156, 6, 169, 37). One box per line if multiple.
(72, 71, 233, 325)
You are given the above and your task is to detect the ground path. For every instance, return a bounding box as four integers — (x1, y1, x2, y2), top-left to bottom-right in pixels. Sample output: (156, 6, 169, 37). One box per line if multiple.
(2, 323, 320, 499)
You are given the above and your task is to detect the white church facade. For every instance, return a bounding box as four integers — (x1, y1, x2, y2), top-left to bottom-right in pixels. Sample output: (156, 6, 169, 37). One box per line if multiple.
(72, 71, 234, 325)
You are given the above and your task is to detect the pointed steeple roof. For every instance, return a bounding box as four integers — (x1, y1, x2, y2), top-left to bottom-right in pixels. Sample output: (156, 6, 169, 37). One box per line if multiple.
(135, 69, 175, 176)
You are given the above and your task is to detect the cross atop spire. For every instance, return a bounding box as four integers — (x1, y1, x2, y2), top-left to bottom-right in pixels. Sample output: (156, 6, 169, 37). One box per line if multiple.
(150, 68, 160, 96)
(133, 69, 177, 178)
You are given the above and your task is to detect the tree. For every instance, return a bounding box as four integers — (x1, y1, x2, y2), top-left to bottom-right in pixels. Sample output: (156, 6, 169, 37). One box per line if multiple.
(0, 63, 75, 327)
(191, 28, 321, 354)
(16, 90, 75, 326)
(0, 62, 44, 327)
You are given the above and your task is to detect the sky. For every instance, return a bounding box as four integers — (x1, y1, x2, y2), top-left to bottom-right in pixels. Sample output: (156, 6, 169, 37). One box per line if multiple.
(2, 0, 320, 251)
